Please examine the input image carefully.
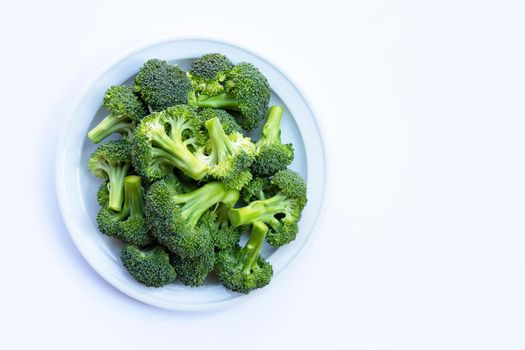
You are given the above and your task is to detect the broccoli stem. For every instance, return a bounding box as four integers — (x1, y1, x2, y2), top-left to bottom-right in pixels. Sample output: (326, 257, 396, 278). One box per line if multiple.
(107, 164, 129, 211)
(228, 193, 291, 227)
(196, 93, 240, 110)
(150, 128, 208, 180)
(205, 118, 235, 162)
(87, 114, 132, 144)
(221, 188, 240, 207)
(238, 222, 268, 274)
(172, 182, 228, 228)
(257, 106, 284, 147)
(124, 176, 144, 217)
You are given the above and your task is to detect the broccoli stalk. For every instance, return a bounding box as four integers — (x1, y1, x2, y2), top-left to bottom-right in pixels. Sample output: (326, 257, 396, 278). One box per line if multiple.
(171, 182, 228, 229)
(238, 221, 268, 274)
(258, 106, 284, 145)
(196, 92, 240, 109)
(252, 106, 294, 177)
(106, 165, 128, 211)
(87, 115, 132, 144)
(216, 221, 273, 293)
(88, 140, 132, 211)
(211, 188, 241, 250)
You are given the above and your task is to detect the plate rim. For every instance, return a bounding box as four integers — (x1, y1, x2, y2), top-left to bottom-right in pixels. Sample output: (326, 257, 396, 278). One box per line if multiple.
(55, 36, 329, 311)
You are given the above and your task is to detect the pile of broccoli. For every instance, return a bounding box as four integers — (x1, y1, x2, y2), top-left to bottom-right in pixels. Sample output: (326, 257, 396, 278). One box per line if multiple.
(87, 53, 305, 294)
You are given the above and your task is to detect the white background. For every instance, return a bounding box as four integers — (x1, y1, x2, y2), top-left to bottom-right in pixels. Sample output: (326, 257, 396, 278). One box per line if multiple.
(1, 0, 524, 349)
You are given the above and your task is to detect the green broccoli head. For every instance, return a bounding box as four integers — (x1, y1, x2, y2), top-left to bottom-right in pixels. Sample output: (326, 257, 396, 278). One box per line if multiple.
(195, 62, 271, 131)
(134, 59, 194, 111)
(197, 117, 256, 190)
(189, 53, 234, 95)
(252, 106, 294, 177)
(88, 139, 132, 211)
(131, 105, 208, 181)
(145, 175, 236, 258)
(87, 85, 147, 144)
(120, 244, 177, 287)
(229, 169, 307, 247)
(172, 235, 215, 287)
(196, 108, 242, 136)
(216, 221, 273, 294)
(96, 176, 153, 246)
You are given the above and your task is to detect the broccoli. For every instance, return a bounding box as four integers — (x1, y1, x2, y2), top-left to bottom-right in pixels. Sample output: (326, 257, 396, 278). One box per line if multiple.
(229, 169, 307, 247)
(145, 175, 239, 258)
(87, 85, 147, 144)
(88, 140, 132, 211)
(195, 62, 271, 131)
(96, 175, 152, 246)
(198, 117, 256, 190)
(252, 106, 294, 177)
(172, 237, 215, 287)
(134, 59, 194, 111)
(216, 221, 273, 294)
(188, 53, 234, 95)
(120, 244, 177, 287)
(131, 105, 207, 181)
(196, 108, 242, 136)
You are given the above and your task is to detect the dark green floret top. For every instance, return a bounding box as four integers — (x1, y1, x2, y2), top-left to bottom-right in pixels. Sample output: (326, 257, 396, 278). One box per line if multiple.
(189, 53, 234, 95)
(134, 59, 194, 111)
(120, 244, 177, 288)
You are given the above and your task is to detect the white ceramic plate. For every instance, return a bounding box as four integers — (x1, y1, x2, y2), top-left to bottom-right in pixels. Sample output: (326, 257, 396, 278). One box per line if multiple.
(56, 38, 327, 311)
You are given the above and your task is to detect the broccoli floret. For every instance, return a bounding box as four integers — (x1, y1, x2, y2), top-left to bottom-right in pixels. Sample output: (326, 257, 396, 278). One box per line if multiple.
(196, 108, 242, 136)
(195, 62, 271, 131)
(131, 105, 207, 181)
(145, 175, 239, 258)
(229, 169, 307, 247)
(198, 117, 256, 190)
(120, 244, 176, 287)
(96, 176, 152, 246)
(134, 59, 194, 111)
(172, 235, 215, 287)
(87, 85, 147, 144)
(216, 221, 273, 294)
(97, 183, 110, 206)
(240, 177, 272, 203)
(88, 140, 131, 211)
(188, 53, 234, 95)
(252, 106, 294, 177)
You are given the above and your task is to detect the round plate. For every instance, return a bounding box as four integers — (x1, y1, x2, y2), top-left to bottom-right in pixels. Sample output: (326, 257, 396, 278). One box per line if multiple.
(56, 38, 327, 310)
